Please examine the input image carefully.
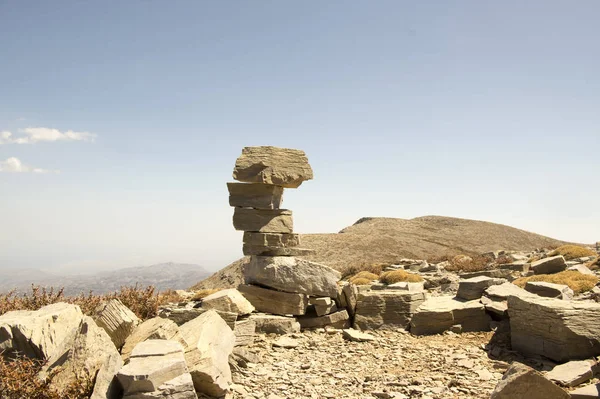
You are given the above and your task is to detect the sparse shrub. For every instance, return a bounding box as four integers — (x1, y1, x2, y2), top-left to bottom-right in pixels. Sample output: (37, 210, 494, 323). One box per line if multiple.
(427, 255, 450, 264)
(513, 271, 599, 294)
(191, 289, 221, 301)
(379, 270, 423, 284)
(0, 353, 94, 399)
(495, 255, 512, 265)
(340, 262, 386, 279)
(444, 255, 489, 273)
(158, 289, 183, 305)
(549, 245, 596, 260)
(349, 277, 372, 286)
(348, 271, 379, 284)
(0, 284, 159, 320)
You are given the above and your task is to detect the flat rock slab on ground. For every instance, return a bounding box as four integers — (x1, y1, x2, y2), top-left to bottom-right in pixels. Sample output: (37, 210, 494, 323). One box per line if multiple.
(201, 288, 255, 316)
(525, 281, 574, 300)
(342, 329, 376, 342)
(456, 276, 506, 300)
(232, 146, 313, 188)
(545, 359, 596, 387)
(570, 383, 600, 398)
(353, 291, 426, 330)
(410, 296, 491, 335)
(249, 314, 301, 335)
(530, 255, 567, 275)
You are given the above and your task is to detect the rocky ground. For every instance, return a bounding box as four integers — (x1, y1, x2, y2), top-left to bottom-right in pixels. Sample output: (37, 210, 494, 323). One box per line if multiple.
(227, 329, 506, 399)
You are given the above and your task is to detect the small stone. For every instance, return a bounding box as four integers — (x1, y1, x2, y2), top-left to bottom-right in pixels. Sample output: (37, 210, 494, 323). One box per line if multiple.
(342, 329, 376, 342)
(272, 336, 299, 349)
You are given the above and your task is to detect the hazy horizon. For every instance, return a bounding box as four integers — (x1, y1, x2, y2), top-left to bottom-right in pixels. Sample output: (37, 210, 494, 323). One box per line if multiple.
(1, 1, 599, 274)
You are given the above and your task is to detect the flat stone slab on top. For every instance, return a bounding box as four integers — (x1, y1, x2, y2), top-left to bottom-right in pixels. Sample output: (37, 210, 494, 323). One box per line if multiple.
(233, 146, 313, 188)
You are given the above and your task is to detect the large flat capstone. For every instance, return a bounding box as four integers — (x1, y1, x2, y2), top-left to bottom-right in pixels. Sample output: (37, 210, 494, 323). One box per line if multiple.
(243, 256, 340, 297)
(508, 294, 600, 362)
(232, 146, 313, 188)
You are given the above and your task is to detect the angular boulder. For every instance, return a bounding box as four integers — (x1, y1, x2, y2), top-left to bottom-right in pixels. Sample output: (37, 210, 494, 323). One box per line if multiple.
(490, 362, 569, 399)
(201, 289, 255, 316)
(232, 146, 313, 188)
(297, 310, 350, 329)
(249, 314, 300, 334)
(179, 309, 235, 397)
(39, 315, 123, 399)
(123, 373, 197, 399)
(456, 276, 506, 300)
(568, 264, 596, 276)
(243, 232, 300, 247)
(117, 340, 189, 397)
(570, 383, 600, 399)
(525, 281, 574, 300)
(93, 298, 140, 349)
(244, 256, 340, 297)
(546, 360, 596, 387)
(238, 284, 308, 316)
(227, 182, 283, 209)
(508, 295, 600, 362)
(353, 291, 425, 330)
(0, 302, 84, 360)
(233, 319, 255, 347)
(121, 317, 187, 362)
(309, 297, 337, 316)
(341, 282, 358, 317)
(531, 255, 567, 275)
(410, 296, 490, 335)
(232, 208, 293, 233)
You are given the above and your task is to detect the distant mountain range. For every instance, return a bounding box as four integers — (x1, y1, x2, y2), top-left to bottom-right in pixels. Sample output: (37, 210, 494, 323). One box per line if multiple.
(0, 262, 210, 296)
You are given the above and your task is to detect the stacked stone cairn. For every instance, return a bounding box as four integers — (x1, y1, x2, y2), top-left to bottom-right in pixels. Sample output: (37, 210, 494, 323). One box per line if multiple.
(228, 146, 350, 329)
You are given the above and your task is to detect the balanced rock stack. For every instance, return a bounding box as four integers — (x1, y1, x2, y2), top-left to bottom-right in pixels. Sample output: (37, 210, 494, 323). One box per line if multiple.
(228, 146, 349, 328)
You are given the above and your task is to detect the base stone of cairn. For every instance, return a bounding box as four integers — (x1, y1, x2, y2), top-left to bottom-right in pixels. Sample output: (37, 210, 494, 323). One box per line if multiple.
(228, 146, 345, 330)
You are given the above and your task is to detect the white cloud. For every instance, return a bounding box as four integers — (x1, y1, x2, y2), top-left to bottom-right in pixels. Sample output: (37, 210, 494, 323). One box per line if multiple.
(0, 157, 59, 174)
(0, 127, 96, 145)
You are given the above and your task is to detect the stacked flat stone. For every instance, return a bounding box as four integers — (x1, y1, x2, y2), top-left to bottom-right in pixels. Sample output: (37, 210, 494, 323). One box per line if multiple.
(228, 147, 346, 326)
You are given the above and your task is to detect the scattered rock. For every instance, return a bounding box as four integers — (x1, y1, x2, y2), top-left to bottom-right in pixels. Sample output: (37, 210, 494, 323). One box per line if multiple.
(567, 264, 596, 276)
(457, 276, 506, 301)
(490, 362, 569, 399)
(297, 310, 350, 329)
(93, 298, 140, 349)
(545, 359, 596, 387)
(201, 288, 255, 316)
(530, 255, 567, 275)
(342, 329, 375, 342)
(121, 317, 187, 362)
(570, 383, 600, 399)
(410, 296, 490, 335)
(272, 336, 299, 348)
(233, 319, 256, 347)
(249, 313, 301, 334)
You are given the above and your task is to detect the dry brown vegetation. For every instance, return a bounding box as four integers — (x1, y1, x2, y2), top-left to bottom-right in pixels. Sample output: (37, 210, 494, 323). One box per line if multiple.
(548, 245, 597, 260)
(348, 277, 372, 285)
(379, 270, 423, 284)
(0, 353, 94, 399)
(0, 284, 160, 320)
(444, 255, 490, 273)
(513, 271, 599, 294)
(348, 271, 380, 285)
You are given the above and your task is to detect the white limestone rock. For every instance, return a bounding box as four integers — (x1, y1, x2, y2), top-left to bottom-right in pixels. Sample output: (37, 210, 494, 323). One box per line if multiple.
(93, 298, 140, 349)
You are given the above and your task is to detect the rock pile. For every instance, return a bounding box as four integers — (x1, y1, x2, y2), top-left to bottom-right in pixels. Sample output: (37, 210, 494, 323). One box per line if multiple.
(228, 146, 350, 328)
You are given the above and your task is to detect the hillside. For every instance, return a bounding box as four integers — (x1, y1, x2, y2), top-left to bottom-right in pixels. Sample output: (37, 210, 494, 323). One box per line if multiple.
(191, 215, 568, 290)
(1, 262, 210, 296)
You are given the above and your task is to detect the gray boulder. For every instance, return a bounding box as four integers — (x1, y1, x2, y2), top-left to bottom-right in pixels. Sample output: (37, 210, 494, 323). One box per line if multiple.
(297, 310, 350, 329)
(238, 284, 308, 316)
(410, 296, 490, 335)
(201, 288, 255, 316)
(456, 276, 506, 300)
(525, 281, 574, 300)
(244, 256, 340, 297)
(353, 291, 425, 330)
(93, 298, 140, 349)
(508, 294, 600, 362)
(531, 255, 567, 275)
(545, 360, 596, 387)
(121, 317, 187, 362)
(490, 362, 569, 399)
(249, 314, 301, 334)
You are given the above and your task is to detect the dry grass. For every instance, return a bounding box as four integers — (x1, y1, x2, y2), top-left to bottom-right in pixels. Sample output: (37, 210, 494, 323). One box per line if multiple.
(549, 245, 597, 260)
(495, 255, 513, 265)
(348, 271, 380, 285)
(0, 353, 94, 399)
(513, 271, 599, 294)
(340, 262, 387, 280)
(0, 284, 160, 320)
(191, 289, 221, 301)
(444, 255, 490, 273)
(379, 270, 423, 284)
(157, 289, 183, 305)
(349, 277, 372, 286)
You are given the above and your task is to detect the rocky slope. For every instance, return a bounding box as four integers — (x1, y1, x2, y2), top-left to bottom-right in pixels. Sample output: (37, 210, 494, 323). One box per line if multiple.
(191, 216, 568, 291)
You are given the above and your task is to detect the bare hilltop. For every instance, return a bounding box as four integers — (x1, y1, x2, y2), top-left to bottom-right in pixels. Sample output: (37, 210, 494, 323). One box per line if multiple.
(191, 215, 568, 290)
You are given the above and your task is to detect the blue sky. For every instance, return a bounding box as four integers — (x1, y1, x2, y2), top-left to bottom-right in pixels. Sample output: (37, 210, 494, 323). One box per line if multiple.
(1, 1, 598, 273)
